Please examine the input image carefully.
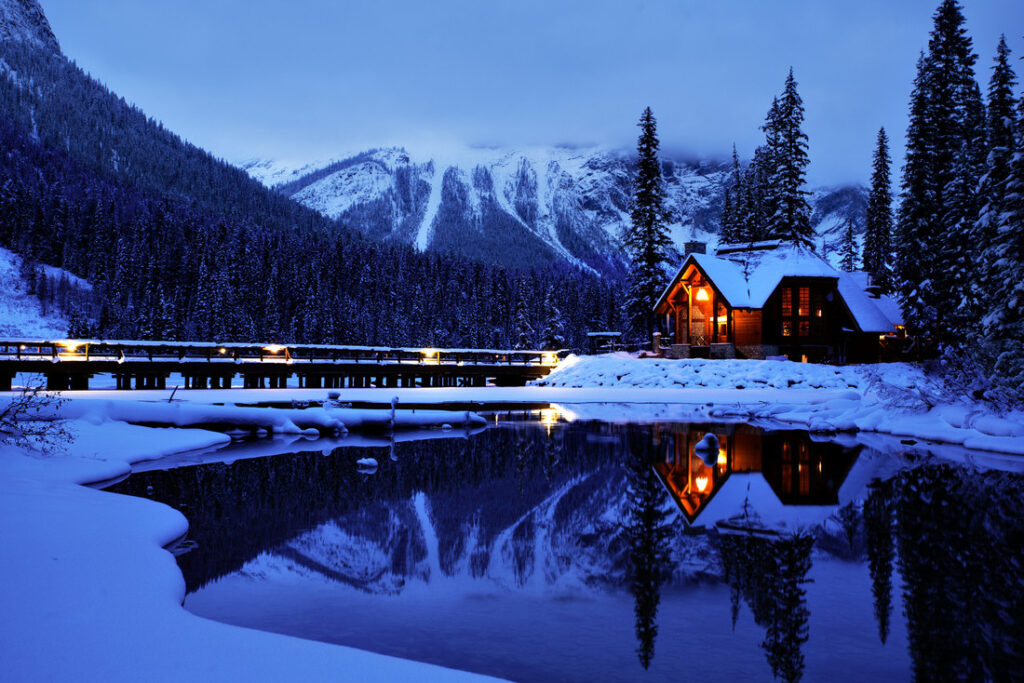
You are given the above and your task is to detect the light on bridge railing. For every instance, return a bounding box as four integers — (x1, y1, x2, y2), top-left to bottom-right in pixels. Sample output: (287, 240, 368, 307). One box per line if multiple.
(421, 348, 440, 365)
(541, 352, 558, 366)
(218, 347, 227, 355)
(263, 344, 286, 354)
(56, 340, 83, 353)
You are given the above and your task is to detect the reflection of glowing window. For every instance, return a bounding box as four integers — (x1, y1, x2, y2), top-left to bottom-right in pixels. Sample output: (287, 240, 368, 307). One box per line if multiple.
(799, 287, 809, 316)
(799, 321, 810, 336)
(782, 288, 792, 316)
(782, 321, 793, 337)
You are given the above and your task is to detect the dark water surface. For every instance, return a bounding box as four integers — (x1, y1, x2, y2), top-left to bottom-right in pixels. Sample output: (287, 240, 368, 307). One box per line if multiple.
(108, 412, 1024, 682)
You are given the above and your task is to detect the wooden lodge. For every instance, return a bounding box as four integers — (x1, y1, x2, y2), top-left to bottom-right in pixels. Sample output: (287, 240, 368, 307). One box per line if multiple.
(653, 241, 904, 363)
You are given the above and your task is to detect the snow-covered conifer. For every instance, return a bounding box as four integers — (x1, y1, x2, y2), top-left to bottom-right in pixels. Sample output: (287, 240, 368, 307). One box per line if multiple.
(864, 127, 893, 291)
(624, 107, 673, 341)
(840, 220, 858, 272)
(765, 70, 813, 246)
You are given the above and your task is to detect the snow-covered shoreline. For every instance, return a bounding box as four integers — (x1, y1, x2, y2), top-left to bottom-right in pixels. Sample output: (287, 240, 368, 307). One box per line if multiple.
(2, 354, 1022, 681)
(536, 355, 1024, 455)
(0, 419, 497, 682)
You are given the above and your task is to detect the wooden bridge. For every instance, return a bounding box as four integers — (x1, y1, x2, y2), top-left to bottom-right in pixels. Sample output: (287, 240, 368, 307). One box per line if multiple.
(0, 340, 562, 391)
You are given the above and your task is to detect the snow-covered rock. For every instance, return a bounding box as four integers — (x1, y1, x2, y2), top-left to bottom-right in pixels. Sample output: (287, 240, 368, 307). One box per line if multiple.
(0, 0, 59, 52)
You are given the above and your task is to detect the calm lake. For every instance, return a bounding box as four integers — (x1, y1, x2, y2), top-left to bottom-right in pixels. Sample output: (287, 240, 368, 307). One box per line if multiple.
(107, 409, 1024, 682)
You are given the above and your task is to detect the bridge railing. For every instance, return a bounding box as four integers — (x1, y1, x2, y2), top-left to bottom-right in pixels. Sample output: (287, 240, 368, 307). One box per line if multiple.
(0, 340, 562, 367)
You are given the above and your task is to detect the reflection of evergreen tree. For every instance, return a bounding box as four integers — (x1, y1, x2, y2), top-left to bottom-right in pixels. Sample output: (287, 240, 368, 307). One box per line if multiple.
(624, 432, 673, 670)
(891, 464, 1024, 682)
(863, 480, 894, 644)
(715, 530, 814, 683)
(764, 533, 814, 683)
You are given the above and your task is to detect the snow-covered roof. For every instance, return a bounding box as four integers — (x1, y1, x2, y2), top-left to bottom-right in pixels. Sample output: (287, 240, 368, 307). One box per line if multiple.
(655, 243, 902, 333)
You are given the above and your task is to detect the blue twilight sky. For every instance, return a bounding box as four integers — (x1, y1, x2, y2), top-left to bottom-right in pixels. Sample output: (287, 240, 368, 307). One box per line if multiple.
(40, 0, 1023, 186)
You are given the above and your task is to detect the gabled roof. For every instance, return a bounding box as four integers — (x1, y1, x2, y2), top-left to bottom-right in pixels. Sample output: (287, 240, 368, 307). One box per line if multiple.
(655, 243, 902, 333)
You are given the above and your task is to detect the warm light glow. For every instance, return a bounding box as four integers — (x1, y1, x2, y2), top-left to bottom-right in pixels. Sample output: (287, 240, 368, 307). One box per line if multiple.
(56, 340, 83, 353)
(695, 287, 709, 302)
(717, 451, 727, 466)
(218, 348, 227, 354)
(263, 344, 286, 353)
(421, 348, 440, 365)
(19, 344, 26, 350)
(540, 408, 559, 427)
(541, 352, 558, 366)
(695, 475, 709, 492)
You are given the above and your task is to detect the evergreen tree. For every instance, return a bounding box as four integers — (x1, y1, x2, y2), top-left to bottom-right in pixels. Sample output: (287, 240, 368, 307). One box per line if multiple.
(539, 285, 566, 350)
(839, 220, 858, 272)
(895, 1, 984, 343)
(983, 73, 1024, 398)
(863, 127, 894, 291)
(624, 107, 673, 342)
(512, 285, 535, 350)
(765, 70, 813, 246)
(720, 144, 745, 243)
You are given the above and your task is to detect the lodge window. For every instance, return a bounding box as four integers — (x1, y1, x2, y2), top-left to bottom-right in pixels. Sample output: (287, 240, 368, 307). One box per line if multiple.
(799, 320, 810, 336)
(782, 289, 792, 316)
(798, 287, 809, 317)
(782, 321, 793, 337)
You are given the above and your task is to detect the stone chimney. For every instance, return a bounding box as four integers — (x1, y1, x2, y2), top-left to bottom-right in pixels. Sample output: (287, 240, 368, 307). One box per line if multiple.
(684, 241, 707, 256)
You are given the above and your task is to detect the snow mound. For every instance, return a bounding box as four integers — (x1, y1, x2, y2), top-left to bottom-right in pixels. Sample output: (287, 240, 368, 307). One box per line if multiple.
(537, 354, 861, 391)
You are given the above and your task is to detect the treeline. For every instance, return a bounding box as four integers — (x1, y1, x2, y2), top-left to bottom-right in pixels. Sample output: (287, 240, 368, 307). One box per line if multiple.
(894, 3, 1024, 398)
(0, 40, 623, 348)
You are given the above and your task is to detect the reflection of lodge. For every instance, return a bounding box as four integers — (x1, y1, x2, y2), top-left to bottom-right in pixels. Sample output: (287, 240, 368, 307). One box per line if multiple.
(653, 424, 859, 524)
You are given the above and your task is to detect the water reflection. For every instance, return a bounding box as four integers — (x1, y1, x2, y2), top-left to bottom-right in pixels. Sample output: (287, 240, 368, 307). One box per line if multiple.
(652, 425, 860, 526)
(107, 418, 1024, 682)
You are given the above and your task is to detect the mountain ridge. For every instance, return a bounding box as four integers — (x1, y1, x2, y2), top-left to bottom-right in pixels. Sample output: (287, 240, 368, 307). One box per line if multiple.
(243, 146, 867, 275)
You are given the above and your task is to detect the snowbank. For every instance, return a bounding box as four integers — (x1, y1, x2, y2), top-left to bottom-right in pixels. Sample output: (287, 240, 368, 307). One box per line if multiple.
(3, 395, 488, 436)
(0, 422, 496, 682)
(538, 355, 1024, 456)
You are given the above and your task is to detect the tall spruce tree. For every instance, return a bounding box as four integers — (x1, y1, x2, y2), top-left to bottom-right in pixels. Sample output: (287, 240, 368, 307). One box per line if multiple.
(864, 127, 894, 291)
(765, 69, 814, 246)
(896, 1, 984, 343)
(982, 75, 1024, 397)
(840, 220, 859, 272)
(975, 36, 1018, 321)
(624, 107, 673, 342)
(720, 144, 745, 244)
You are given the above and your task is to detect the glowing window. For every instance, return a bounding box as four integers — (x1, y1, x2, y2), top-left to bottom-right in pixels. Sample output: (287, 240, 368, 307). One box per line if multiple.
(782, 321, 793, 337)
(799, 287, 810, 316)
(782, 288, 792, 316)
(799, 321, 810, 336)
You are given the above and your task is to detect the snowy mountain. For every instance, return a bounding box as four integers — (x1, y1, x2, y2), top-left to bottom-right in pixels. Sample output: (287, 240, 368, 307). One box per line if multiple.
(0, 0, 58, 52)
(0, 247, 77, 338)
(244, 147, 866, 276)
